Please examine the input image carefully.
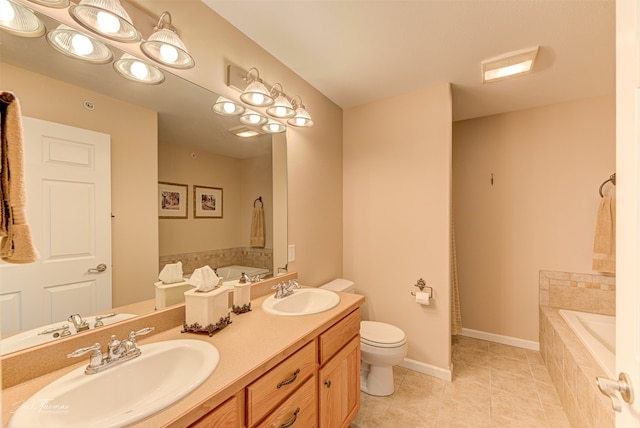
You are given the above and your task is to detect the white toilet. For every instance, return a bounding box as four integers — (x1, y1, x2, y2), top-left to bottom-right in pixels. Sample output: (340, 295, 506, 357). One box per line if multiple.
(320, 279, 408, 396)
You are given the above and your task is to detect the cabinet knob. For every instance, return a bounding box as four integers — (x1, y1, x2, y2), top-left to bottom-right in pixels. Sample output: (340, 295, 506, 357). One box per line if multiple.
(324, 380, 332, 388)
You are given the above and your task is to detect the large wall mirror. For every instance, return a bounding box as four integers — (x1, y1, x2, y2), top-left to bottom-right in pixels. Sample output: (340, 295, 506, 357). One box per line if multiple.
(0, 9, 288, 355)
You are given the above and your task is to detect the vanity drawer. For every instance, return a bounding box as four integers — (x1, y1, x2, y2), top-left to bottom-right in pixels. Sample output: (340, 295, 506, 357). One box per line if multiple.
(318, 308, 360, 365)
(254, 376, 316, 428)
(246, 340, 316, 426)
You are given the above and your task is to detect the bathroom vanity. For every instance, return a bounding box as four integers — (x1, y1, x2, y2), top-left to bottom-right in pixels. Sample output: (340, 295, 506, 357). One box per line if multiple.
(1, 275, 364, 428)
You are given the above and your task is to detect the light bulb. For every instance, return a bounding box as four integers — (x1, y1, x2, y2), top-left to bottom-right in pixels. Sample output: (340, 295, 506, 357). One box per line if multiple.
(0, 0, 15, 22)
(130, 61, 149, 80)
(274, 106, 287, 117)
(71, 33, 94, 55)
(223, 102, 236, 114)
(160, 44, 178, 63)
(247, 114, 260, 124)
(268, 123, 279, 132)
(96, 11, 120, 34)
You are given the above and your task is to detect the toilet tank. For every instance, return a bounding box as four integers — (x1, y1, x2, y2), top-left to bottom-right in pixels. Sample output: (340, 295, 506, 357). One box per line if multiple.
(319, 278, 355, 293)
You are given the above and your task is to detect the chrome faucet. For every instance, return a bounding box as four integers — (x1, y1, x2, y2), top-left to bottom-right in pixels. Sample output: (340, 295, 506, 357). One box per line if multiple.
(67, 327, 154, 374)
(271, 279, 300, 299)
(68, 314, 89, 332)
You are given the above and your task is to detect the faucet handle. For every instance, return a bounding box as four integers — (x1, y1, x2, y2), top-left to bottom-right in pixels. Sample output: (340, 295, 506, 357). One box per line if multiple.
(67, 343, 101, 359)
(131, 327, 155, 338)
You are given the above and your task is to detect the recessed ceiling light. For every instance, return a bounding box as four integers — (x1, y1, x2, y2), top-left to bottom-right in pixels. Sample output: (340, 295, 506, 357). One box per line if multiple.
(229, 126, 261, 138)
(482, 46, 539, 83)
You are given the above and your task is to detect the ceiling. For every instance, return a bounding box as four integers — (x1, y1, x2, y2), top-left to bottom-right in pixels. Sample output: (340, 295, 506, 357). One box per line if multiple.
(202, 0, 615, 121)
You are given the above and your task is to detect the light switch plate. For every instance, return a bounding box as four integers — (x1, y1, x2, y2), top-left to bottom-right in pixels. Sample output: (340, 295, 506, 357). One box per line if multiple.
(287, 244, 296, 262)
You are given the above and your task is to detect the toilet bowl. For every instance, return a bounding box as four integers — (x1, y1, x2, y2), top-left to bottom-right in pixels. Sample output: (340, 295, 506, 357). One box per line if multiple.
(320, 279, 408, 396)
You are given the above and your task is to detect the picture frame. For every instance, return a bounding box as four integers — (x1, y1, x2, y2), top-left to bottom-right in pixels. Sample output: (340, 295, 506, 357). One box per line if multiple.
(194, 185, 223, 218)
(158, 182, 188, 219)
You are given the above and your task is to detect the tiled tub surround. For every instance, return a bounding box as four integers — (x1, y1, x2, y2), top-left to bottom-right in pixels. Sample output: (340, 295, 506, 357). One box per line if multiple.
(159, 247, 273, 276)
(539, 270, 615, 427)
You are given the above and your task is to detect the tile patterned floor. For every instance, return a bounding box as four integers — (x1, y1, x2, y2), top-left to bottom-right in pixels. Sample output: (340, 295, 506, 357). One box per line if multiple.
(351, 336, 571, 428)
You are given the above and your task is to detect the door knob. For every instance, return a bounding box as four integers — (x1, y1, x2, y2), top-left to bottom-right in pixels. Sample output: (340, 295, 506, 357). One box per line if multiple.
(87, 264, 107, 273)
(596, 372, 634, 412)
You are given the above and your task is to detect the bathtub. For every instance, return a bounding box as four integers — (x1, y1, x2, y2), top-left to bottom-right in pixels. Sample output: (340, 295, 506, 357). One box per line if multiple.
(216, 265, 270, 281)
(559, 309, 615, 378)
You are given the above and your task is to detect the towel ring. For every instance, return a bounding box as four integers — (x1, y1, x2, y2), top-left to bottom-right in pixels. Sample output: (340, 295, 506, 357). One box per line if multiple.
(254, 196, 263, 208)
(598, 173, 616, 198)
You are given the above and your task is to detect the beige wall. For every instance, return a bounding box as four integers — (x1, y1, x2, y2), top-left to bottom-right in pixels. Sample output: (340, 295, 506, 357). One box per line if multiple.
(2, 63, 159, 308)
(158, 141, 272, 255)
(452, 95, 616, 342)
(344, 84, 452, 372)
(133, 0, 345, 285)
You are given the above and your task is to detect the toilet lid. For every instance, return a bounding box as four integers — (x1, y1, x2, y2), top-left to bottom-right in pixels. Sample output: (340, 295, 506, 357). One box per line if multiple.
(360, 321, 406, 347)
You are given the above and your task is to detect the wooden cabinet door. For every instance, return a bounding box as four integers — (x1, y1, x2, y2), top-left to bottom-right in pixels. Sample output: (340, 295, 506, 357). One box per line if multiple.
(318, 336, 360, 428)
(189, 393, 243, 428)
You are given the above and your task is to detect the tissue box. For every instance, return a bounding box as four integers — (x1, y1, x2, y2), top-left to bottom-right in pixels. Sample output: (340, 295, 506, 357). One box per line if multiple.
(155, 281, 192, 309)
(184, 287, 230, 327)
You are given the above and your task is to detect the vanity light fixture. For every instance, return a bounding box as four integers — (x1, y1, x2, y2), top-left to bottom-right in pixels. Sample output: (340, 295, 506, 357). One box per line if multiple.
(239, 109, 268, 127)
(69, 0, 140, 43)
(114, 54, 165, 84)
(212, 96, 245, 116)
(262, 119, 286, 134)
(482, 46, 539, 83)
(239, 67, 274, 107)
(46, 24, 113, 63)
(141, 11, 194, 69)
(287, 96, 314, 127)
(265, 83, 295, 119)
(0, 0, 45, 37)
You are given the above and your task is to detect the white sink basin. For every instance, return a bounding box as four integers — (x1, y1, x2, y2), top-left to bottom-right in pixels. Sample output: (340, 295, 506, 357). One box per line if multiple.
(8, 339, 219, 428)
(1, 314, 137, 356)
(262, 288, 340, 316)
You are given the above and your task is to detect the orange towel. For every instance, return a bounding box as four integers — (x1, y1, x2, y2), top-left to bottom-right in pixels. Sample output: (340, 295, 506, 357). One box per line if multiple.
(592, 196, 615, 273)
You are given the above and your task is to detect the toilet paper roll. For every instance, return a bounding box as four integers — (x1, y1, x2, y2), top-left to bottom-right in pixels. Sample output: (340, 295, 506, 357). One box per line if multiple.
(415, 291, 430, 305)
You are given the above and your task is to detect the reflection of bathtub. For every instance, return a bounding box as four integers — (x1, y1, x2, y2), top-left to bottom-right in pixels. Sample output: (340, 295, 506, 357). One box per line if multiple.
(0, 313, 136, 355)
(216, 265, 270, 282)
(559, 309, 615, 378)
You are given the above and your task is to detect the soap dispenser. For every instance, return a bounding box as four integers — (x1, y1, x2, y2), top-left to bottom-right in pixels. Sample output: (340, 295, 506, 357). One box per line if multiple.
(232, 272, 252, 314)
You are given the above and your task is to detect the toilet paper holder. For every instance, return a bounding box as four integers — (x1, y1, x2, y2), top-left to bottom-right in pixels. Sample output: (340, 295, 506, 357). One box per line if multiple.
(411, 278, 432, 298)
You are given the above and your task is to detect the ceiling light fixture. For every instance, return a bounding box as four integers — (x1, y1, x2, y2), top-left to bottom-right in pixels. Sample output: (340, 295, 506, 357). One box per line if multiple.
(69, 0, 140, 43)
(266, 83, 295, 119)
(212, 96, 245, 116)
(262, 119, 286, 134)
(482, 46, 539, 83)
(0, 0, 45, 37)
(141, 11, 194, 69)
(239, 67, 274, 107)
(113, 54, 165, 84)
(239, 109, 268, 127)
(46, 24, 113, 63)
(287, 96, 314, 127)
(229, 126, 261, 138)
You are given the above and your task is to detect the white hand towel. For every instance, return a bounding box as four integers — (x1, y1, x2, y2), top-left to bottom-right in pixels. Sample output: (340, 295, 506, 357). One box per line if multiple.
(158, 261, 184, 284)
(187, 265, 220, 292)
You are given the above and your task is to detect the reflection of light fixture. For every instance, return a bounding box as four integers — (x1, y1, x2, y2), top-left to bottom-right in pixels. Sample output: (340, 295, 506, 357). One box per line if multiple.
(266, 83, 295, 118)
(141, 11, 194, 69)
(212, 96, 244, 116)
(262, 119, 286, 134)
(239, 109, 268, 127)
(27, 0, 69, 8)
(287, 96, 314, 127)
(230, 126, 261, 138)
(482, 46, 539, 83)
(46, 25, 113, 63)
(69, 0, 140, 42)
(114, 54, 164, 84)
(0, 0, 45, 37)
(240, 68, 274, 107)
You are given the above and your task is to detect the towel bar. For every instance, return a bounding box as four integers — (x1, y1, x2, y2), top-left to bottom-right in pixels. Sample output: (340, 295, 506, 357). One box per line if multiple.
(598, 173, 616, 198)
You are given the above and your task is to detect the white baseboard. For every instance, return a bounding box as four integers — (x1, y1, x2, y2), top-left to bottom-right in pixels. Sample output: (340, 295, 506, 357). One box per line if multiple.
(461, 328, 540, 351)
(399, 357, 452, 381)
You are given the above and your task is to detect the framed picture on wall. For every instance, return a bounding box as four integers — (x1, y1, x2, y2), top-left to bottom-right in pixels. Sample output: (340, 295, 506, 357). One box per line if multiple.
(194, 185, 223, 218)
(158, 182, 188, 219)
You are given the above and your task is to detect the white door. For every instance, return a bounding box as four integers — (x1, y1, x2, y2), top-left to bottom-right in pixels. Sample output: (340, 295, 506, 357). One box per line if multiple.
(614, 1, 640, 425)
(0, 117, 111, 335)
